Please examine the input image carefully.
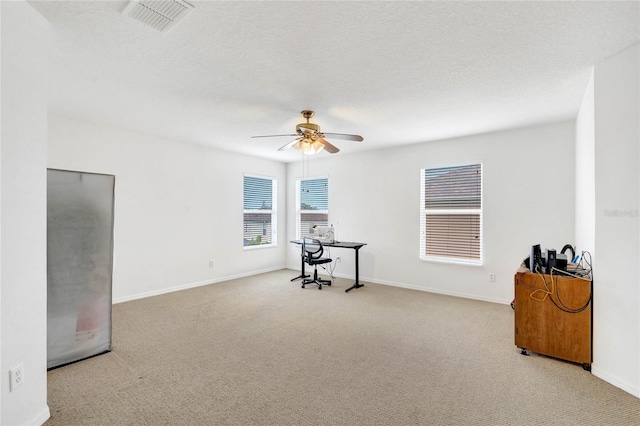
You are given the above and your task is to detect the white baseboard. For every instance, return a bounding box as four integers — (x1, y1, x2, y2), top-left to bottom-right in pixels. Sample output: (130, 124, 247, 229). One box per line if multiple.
(31, 405, 51, 426)
(364, 276, 511, 305)
(293, 265, 511, 305)
(591, 366, 640, 398)
(113, 266, 285, 304)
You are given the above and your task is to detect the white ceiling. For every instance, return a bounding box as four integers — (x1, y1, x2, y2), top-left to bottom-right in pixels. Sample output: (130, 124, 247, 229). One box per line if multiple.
(29, 1, 639, 163)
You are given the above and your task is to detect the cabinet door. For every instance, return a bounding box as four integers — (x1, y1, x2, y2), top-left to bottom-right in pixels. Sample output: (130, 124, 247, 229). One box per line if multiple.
(514, 272, 591, 364)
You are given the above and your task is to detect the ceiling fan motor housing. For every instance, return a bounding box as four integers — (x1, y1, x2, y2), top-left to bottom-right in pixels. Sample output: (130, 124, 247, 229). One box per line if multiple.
(296, 122, 320, 133)
(297, 110, 320, 133)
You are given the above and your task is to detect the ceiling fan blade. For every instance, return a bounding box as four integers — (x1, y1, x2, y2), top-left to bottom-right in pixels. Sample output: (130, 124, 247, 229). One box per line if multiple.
(319, 138, 340, 154)
(321, 132, 363, 142)
(277, 138, 300, 151)
(251, 133, 299, 139)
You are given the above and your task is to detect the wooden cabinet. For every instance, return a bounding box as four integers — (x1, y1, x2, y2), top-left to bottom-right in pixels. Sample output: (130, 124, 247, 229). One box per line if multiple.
(514, 269, 592, 369)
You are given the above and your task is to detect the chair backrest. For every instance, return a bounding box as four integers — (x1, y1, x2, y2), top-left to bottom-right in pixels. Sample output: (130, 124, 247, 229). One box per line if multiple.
(303, 237, 324, 261)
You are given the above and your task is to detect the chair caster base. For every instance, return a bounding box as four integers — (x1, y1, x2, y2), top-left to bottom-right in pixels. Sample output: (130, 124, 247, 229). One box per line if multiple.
(301, 280, 322, 290)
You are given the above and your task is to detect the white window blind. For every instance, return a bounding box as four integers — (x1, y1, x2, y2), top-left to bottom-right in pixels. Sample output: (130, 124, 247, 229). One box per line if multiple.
(420, 163, 482, 264)
(296, 177, 328, 239)
(243, 174, 277, 248)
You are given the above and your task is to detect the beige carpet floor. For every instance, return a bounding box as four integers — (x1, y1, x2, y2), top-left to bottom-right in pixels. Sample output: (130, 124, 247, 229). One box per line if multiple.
(45, 269, 640, 425)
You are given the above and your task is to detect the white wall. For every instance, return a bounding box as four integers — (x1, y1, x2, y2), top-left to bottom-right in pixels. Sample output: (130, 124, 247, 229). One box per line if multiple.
(591, 43, 640, 397)
(1, 1, 51, 425)
(48, 115, 287, 303)
(287, 121, 576, 304)
(575, 71, 595, 256)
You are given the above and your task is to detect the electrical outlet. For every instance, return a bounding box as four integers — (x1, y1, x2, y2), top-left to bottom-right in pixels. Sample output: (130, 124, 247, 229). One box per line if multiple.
(9, 363, 24, 392)
(489, 273, 496, 282)
(209, 260, 214, 268)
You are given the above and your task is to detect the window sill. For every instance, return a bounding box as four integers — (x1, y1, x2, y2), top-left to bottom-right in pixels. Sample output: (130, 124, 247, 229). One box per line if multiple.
(420, 256, 483, 267)
(243, 243, 277, 251)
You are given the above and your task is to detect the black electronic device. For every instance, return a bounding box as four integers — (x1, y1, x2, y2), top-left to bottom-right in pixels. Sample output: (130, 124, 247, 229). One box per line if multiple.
(530, 244, 543, 273)
(547, 249, 557, 271)
(545, 249, 568, 272)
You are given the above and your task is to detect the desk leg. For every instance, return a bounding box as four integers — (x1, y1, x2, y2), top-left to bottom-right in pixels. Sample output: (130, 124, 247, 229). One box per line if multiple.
(291, 247, 310, 282)
(345, 247, 364, 292)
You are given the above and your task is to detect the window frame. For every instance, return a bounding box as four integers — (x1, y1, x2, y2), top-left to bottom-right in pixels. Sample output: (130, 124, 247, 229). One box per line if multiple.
(419, 163, 483, 265)
(243, 173, 277, 250)
(296, 176, 329, 240)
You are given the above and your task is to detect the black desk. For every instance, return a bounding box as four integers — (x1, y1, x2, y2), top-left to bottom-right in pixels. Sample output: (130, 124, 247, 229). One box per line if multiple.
(290, 240, 367, 292)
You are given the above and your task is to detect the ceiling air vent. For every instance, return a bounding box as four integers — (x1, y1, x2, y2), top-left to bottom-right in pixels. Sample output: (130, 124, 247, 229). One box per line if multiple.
(123, 0, 194, 33)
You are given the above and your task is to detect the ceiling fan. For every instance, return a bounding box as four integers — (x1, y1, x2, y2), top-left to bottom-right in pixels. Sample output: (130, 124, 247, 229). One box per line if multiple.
(251, 110, 363, 154)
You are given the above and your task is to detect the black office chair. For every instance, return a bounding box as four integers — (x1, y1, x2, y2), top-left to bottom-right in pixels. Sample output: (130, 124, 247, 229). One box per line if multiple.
(301, 237, 332, 290)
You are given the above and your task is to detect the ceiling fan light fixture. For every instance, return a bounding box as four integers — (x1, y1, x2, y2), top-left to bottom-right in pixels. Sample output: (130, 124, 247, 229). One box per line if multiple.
(293, 138, 323, 155)
(303, 140, 317, 155)
(311, 140, 325, 153)
(293, 139, 310, 154)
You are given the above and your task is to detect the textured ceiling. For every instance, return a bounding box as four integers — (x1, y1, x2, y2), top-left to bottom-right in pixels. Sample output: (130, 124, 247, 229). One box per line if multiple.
(29, 1, 639, 163)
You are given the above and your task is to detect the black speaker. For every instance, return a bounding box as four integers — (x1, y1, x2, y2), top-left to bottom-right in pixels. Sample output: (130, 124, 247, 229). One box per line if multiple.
(556, 253, 568, 271)
(530, 244, 542, 272)
(547, 249, 557, 272)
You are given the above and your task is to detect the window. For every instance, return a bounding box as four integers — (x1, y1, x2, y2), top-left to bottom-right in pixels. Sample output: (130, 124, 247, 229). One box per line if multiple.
(420, 163, 482, 264)
(243, 174, 277, 248)
(296, 177, 328, 239)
